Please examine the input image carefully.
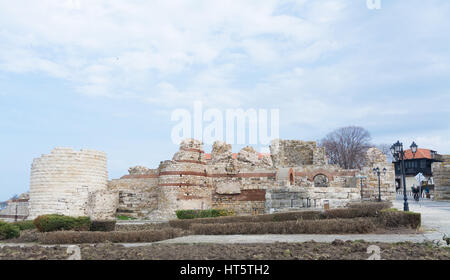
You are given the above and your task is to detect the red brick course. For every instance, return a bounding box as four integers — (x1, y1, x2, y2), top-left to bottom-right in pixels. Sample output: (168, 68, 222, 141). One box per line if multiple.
(215, 189, 266, 202)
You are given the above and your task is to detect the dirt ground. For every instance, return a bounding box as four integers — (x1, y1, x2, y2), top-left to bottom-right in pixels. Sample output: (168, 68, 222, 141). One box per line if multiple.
(1, 240, 449, 260)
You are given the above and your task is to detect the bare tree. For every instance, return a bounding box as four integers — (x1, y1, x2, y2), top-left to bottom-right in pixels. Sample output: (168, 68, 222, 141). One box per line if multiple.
(320, 126, 372, 169)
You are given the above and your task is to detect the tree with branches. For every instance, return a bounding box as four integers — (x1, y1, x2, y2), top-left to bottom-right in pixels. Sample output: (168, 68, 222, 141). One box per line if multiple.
(320, 126, 372, 169)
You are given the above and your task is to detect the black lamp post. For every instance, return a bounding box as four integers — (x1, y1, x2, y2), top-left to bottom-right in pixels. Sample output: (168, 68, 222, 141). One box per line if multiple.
(390, 141, 418, 211)
(373, 167, 387, 202)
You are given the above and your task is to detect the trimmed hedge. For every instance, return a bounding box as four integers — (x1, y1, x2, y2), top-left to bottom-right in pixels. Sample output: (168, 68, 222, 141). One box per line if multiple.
(33, 214, 91, 232)
(321, 207, 382, 219)
(175, 209, 234, 220)
(191, 218, 377, 235)
(169, 202, 397, 230)
(116, 222, 171, 232)
(169, 211, 324, 230)
(39, 228, 186, 244)
(377, 209, 421, 229)
(169, 207, 391, 230)
(90, 220, 117, 232)
(347, 201, 392, 211)
(12, 220, 36, 231)
(0, 221, 20, 240)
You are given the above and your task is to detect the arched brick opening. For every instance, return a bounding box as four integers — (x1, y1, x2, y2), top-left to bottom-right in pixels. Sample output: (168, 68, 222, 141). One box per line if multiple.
(308, 170, 333, 182)
(288, 168, 295, 186)
(276, 167, 295, 186)
(313, 174, 329, 187)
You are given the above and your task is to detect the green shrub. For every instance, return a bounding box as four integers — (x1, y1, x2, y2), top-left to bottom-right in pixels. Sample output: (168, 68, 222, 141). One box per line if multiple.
(116, 215, 137, 221)
(175, 209, 234, 220)
(0, 221, 20, 240)
(33, 214, 91, 232)
(377, 209, 421, 229)
(39, 228, 186, 244)
(12, 220, 36, 231)
(90, 220, 117, 232)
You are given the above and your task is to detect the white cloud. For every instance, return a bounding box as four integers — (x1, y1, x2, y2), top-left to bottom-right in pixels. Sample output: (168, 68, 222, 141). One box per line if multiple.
(0, 0, 350, 101)
(0, 0, 449, 146)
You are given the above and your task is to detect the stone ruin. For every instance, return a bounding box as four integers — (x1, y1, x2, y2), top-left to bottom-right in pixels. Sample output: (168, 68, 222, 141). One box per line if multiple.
(432, 155, 450, 201)
(27, 148, 118, 220)
(0, 193, 30, 222)
(4, 139, 395, 222)
(108, 139, 396, 220)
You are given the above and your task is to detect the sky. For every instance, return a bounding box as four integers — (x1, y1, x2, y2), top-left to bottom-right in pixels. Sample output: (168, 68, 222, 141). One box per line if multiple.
(1, 0, 449, 201)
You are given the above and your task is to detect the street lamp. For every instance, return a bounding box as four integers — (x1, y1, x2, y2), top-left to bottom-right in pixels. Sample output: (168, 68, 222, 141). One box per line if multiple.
(410, 142, 418, 157)
(390, 141, 418, 211)
(373, 167, 387, 202)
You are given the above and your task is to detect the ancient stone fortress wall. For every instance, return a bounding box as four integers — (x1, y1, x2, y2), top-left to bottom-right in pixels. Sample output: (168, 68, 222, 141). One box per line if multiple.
(432, 155, 450, 201)
(207, 141, 275, 215)
(28, 148, 118, 220)
(157, 139, 213, 219)
(360, 148, 396, 202)
(108, 138, 396, 220)
(108, 166, 160, 219)
(270, 139, 327, 167)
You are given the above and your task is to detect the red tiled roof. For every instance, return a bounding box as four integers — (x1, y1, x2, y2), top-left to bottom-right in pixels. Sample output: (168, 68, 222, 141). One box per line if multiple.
(403, 148, 433, 160)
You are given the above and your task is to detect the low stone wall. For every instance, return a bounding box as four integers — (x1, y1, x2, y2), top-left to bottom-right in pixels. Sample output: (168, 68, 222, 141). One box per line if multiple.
(213, 189, 266, 215)
(265, 188, 306, 211)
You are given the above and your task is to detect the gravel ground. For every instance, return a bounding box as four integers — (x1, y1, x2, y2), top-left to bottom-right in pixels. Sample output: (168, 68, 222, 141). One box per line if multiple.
(154, 232, 444, 245)
(1, 241, 449, 260)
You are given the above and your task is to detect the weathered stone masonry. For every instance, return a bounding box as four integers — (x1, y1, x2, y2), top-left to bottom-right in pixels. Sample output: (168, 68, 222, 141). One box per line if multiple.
(432, 155, 450, 201)
(22, 139, 395, 221)
(28, 148, 118, 220)
(0, 193, 29, 222)
(110, 139, 396, 220)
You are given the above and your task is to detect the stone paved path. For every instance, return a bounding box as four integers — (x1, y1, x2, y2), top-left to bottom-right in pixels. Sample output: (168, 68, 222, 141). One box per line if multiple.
(394, 195, 450, 238)
(134, 232, 441, 247)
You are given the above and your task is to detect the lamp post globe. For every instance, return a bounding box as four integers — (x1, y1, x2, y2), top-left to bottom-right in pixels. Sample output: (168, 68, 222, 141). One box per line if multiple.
(410, 141, 418, 156)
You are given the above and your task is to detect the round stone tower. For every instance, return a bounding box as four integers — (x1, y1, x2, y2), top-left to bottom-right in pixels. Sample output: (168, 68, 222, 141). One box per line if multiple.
(28, 147, 116, 220)
(157, 139, 212, 218)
